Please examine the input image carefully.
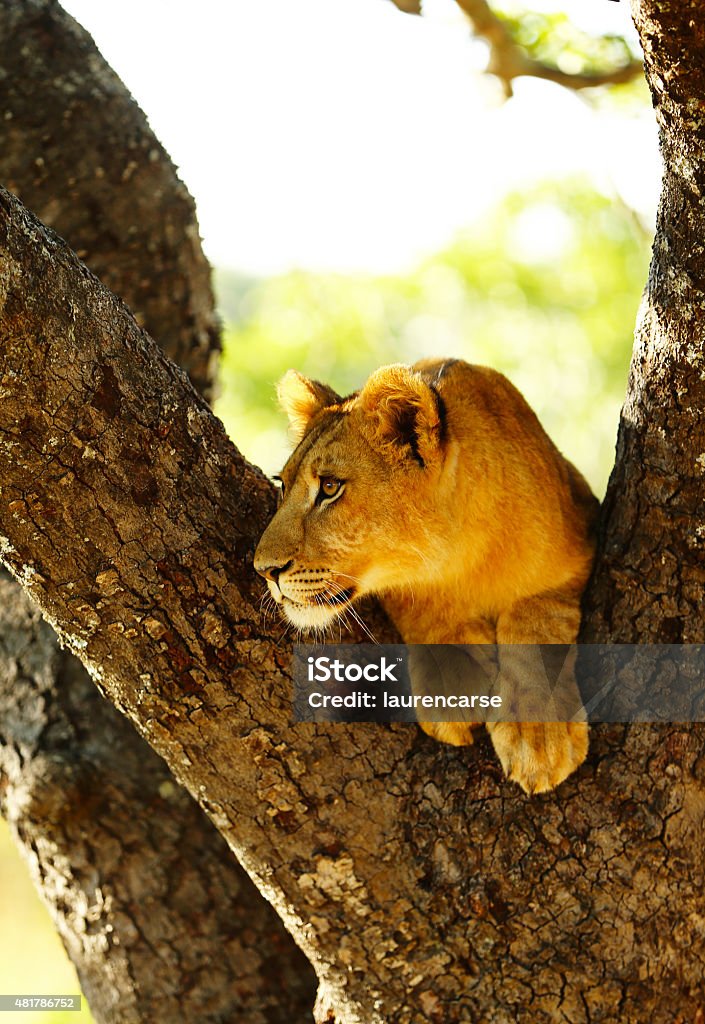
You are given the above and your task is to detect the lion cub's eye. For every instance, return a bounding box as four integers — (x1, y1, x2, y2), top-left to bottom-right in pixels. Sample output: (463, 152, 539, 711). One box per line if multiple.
(317, 476, 344, 505)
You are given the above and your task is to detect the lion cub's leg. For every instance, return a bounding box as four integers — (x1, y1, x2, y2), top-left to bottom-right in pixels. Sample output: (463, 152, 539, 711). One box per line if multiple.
(410, 622, 496, 747)
(487, 590, 588, 795)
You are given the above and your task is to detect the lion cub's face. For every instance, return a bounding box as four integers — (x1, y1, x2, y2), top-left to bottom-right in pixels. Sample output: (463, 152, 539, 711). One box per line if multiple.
(254, 365, 448, 632)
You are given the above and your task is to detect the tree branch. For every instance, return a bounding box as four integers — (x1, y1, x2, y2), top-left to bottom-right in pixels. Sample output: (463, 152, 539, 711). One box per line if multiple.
(2, 185, 704, 1023)
(387, 0, 643, 97)
(0, 0, 219, 400)
(0, 2, 318, 1018)
(0, 573, 316, 1023)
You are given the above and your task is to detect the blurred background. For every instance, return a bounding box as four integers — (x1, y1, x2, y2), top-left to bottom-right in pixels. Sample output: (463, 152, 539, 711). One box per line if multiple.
(1, 0, 657, 1019)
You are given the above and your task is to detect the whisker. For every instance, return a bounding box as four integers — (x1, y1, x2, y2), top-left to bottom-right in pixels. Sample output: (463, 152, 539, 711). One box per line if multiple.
(329, 569, 363, 585)
(274, 620, 294, 647)
(314, 578, 378, 644)
(408, 544, 434, 573)
(259, 590, 278, 628)
(350, 609, 378, 645)
(332, 593, 377, 638)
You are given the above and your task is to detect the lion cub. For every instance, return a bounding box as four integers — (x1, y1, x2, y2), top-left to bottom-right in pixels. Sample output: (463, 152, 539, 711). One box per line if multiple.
(254, 359, 599, 793)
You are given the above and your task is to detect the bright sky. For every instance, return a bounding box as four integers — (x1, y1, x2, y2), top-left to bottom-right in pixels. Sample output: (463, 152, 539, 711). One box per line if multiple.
(60, 0, 660, 275)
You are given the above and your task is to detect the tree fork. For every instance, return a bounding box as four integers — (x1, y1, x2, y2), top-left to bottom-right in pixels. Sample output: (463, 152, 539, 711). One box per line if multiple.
(2, 185, 705, 1022)
(2, 0, 705, 1020)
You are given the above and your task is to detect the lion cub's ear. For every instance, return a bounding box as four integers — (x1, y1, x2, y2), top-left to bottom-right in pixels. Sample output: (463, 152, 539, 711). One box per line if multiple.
(277, 370, 341, 443)
(358, 364, 443, 467)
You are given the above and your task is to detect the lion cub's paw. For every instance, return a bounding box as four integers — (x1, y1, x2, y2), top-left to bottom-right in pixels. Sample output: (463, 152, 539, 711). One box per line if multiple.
(418, 720, 479, 747)
(487, 721, 588, 794)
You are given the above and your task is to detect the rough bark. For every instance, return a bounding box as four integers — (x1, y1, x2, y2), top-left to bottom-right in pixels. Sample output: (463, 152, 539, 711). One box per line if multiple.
(583, 0, 705, 647)
(2, 183, 705, 1024)
(0, 0, 218, 400)
(2, 2, 705, 1022)
(0, 2, 318, 1018)
(0, 575, 316, 1024)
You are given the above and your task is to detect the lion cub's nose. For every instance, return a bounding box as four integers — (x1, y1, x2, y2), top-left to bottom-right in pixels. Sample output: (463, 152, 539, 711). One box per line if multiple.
(254, 557, 293, 584)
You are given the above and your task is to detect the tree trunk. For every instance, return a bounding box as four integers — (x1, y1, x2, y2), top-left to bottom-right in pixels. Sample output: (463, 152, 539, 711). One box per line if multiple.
(1, 1, 704, 1022)
(583, 0, 705, 646)
(0, 577, 316, 1024)
(0, 2, 317, 1018)
(0, 173, 702, 1023)
(0, 0, 218, 400)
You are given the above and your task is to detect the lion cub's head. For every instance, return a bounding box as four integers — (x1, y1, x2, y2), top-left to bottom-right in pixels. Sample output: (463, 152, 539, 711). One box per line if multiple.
(254, 364, 450, 632)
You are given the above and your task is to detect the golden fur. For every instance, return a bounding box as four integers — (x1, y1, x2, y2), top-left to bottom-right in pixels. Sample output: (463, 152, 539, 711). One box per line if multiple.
(254, 359, 599, 793)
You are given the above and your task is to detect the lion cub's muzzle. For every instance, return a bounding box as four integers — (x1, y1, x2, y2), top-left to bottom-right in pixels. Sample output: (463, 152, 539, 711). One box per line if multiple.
(254, 556, 293, 587)
(253, 548, 357, 629)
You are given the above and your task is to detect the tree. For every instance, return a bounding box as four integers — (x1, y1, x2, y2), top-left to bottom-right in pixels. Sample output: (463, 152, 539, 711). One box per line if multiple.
(1, 1, 704, 1022)
(388, 0, 644, 96)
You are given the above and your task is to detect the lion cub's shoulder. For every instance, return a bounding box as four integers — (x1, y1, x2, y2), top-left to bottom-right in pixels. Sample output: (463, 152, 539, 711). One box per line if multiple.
(409, 356, 599, 584)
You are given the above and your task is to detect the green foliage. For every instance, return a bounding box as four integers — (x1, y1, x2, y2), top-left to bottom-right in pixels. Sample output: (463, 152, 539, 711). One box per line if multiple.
(492, 4, 650, 108)
(498, 8, 637, 74)
(214, 178, 651, 497)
